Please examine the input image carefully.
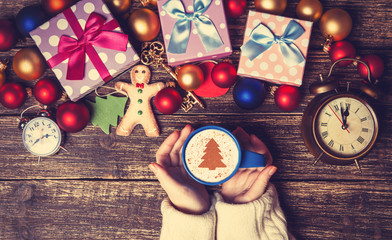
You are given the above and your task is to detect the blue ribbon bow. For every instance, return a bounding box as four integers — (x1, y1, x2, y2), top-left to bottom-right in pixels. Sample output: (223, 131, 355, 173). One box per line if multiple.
(241, 20, 305, 67)
(163, 0, 223, 54)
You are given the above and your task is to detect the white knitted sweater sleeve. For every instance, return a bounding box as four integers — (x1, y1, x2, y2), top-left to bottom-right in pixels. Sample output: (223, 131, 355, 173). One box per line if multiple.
(160, 196, 216, 240)
(215, 184, 294, 240)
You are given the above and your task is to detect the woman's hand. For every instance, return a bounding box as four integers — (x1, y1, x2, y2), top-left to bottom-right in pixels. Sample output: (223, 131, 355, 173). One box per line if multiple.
(149, 124, 210, 214)
(221, 127, 277, 204)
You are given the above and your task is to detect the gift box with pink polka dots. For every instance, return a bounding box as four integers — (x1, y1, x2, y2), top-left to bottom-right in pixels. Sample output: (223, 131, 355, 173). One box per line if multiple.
(157, 0, 232, 66)
(30, 0, 140, 101)
(237, 11, 313, 87)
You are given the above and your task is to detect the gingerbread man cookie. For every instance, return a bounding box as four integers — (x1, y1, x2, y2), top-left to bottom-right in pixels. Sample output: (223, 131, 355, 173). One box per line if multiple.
(115, 65, 173, 137)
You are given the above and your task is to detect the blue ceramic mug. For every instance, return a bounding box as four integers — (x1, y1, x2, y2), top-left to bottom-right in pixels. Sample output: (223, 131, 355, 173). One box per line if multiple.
(182, 126, 266, 185)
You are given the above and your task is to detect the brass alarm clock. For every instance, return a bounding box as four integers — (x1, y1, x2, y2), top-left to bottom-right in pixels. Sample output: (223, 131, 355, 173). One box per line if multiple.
(302, 58, 381, 171)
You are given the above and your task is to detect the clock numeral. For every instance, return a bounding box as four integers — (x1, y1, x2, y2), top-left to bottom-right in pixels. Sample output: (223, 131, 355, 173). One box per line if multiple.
(321, 131, 328, 139)
(333, 104, 339, 112)
(355, 108, 360, 114)
(360, 117, 367, 122)
(51, 129, 56, 134)
(362, 128, 369, 132)
(325, 112, 331, 117)
(27, 134, 32, 138)
(42, 121, 45, 126)
(328, 140, 334, 147)
(47, 124, 52, 128)
(29, 127, 34, 132)
(321, 122, 327, 127)
(53, 135, 57, 139)
(34, 122, 39, 128)
(339, 145, 344, 152)
(351, 144, 355, 150)
(28, 140, 33, 144)
(357, 136, 365, 144)
(345, 103, 351, 111)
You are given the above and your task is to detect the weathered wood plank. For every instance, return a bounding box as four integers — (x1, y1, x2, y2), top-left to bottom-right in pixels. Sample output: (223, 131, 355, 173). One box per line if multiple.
(0, 114, 391, 180)
(0, 49, 391, 116)
(1, 180, 391, 240)
(1, 0, 392, 50)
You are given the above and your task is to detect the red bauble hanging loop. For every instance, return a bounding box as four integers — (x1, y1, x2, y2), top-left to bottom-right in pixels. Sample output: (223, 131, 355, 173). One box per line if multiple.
(274, 85, 300, 112)
(211, 62, 237, 88)
(33, 78, 61, 105)
(223, 0, 247, 18)
(155, 88, 182, 114)
(56, 101, 90, 133)
(329, 41, 356, 67)
(0, 83, 27, 109)
(357, 54, 384, 81)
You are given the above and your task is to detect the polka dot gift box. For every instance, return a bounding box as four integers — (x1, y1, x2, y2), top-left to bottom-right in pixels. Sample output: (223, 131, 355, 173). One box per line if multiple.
(237, 10, 313, 87)
(157, 0, 232, 66)
(30, 0, 140, 101)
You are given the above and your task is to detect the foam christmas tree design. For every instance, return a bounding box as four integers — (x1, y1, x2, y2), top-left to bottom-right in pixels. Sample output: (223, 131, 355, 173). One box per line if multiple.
(87, 95, 128, 134)
(198, 138, 227, 170)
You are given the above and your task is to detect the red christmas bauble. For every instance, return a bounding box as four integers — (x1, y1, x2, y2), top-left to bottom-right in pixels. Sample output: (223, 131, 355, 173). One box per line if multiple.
(357, 54, 384, 81)
(329, 41, 356, 67)
(274, 85, 300, 112)
(211, 62, 237, 88)
(56, 101, 90, 133)
(223, 0, 247, 18)
(0, 83, 27, 109)
(155, 88, 182, 115)
(41, 0, 77, 16)
(0, 19, 18, 52)
(33, 78, 61, 105)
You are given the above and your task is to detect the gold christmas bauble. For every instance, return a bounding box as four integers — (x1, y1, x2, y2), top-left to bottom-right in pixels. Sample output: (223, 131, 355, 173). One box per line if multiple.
(177, 64, 204, 91)
(296, 0, 323, 22)
(13, 48, 45, 81)
(0, 59, 7, 87)
(255, 0, 287, 15)
(104, 0, 131, 15)
(140, 0, 157, 8)
(128, 8, 160, 42)
(320, 8, 352, 41)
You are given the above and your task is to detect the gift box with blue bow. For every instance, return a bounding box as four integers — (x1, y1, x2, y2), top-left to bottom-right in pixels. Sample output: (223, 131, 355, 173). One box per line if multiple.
(157, 0, 232, 66)
(237, 11, 313, 87)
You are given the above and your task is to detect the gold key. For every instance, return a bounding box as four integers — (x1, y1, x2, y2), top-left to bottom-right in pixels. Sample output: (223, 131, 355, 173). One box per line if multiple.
(141, 41, 205, 112)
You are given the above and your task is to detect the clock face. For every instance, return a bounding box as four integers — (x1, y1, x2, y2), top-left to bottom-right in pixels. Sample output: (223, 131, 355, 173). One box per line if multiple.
(314, 95, 378, 159)
(22, 117, 62, 157)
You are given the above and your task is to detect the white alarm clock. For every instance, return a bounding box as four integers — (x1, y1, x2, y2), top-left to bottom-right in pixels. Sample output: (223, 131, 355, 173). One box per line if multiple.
(22, 117, 62, 157)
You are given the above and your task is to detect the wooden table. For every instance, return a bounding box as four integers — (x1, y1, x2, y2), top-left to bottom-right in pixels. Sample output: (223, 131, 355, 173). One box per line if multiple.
(1, 0, 391, 239)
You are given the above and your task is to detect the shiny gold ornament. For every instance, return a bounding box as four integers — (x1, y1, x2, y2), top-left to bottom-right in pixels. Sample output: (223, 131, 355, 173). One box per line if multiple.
(128, 8, 160, 42)
(296, 0, 323, 22)
(177, 64, 204, 91)
(104, 0, 131, 15)
(13, 48, 45, 81)
(0, 59, 8, 87)
(140, 0, 157, 8)
(320, 8, 352, 42)
(255, 0, 287, 15)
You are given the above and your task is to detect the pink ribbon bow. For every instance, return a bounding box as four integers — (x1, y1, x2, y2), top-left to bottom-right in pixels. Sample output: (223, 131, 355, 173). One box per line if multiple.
(47, 9, 129, 81)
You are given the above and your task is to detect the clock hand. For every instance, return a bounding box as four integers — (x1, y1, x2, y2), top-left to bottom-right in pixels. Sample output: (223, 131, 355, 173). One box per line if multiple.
(31, 138, 41, 147)
(343, 105, 350, 126)
(340, 102, 345, 124)
(328, 105, 350, 134)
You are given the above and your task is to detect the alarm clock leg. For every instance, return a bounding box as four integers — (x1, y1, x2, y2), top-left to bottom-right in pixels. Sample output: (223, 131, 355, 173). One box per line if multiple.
(354, 159, 362, 173)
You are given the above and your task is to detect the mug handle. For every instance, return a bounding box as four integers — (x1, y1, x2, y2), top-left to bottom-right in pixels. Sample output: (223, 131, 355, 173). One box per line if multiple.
(239, 149, 267, 168)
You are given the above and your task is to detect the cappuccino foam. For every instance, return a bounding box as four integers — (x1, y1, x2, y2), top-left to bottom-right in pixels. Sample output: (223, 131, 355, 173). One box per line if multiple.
(184, 129, 239, 183)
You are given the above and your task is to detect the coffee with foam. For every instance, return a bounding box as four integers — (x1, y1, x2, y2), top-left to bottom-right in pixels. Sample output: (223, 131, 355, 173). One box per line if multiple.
(184, 129, 239, 184)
